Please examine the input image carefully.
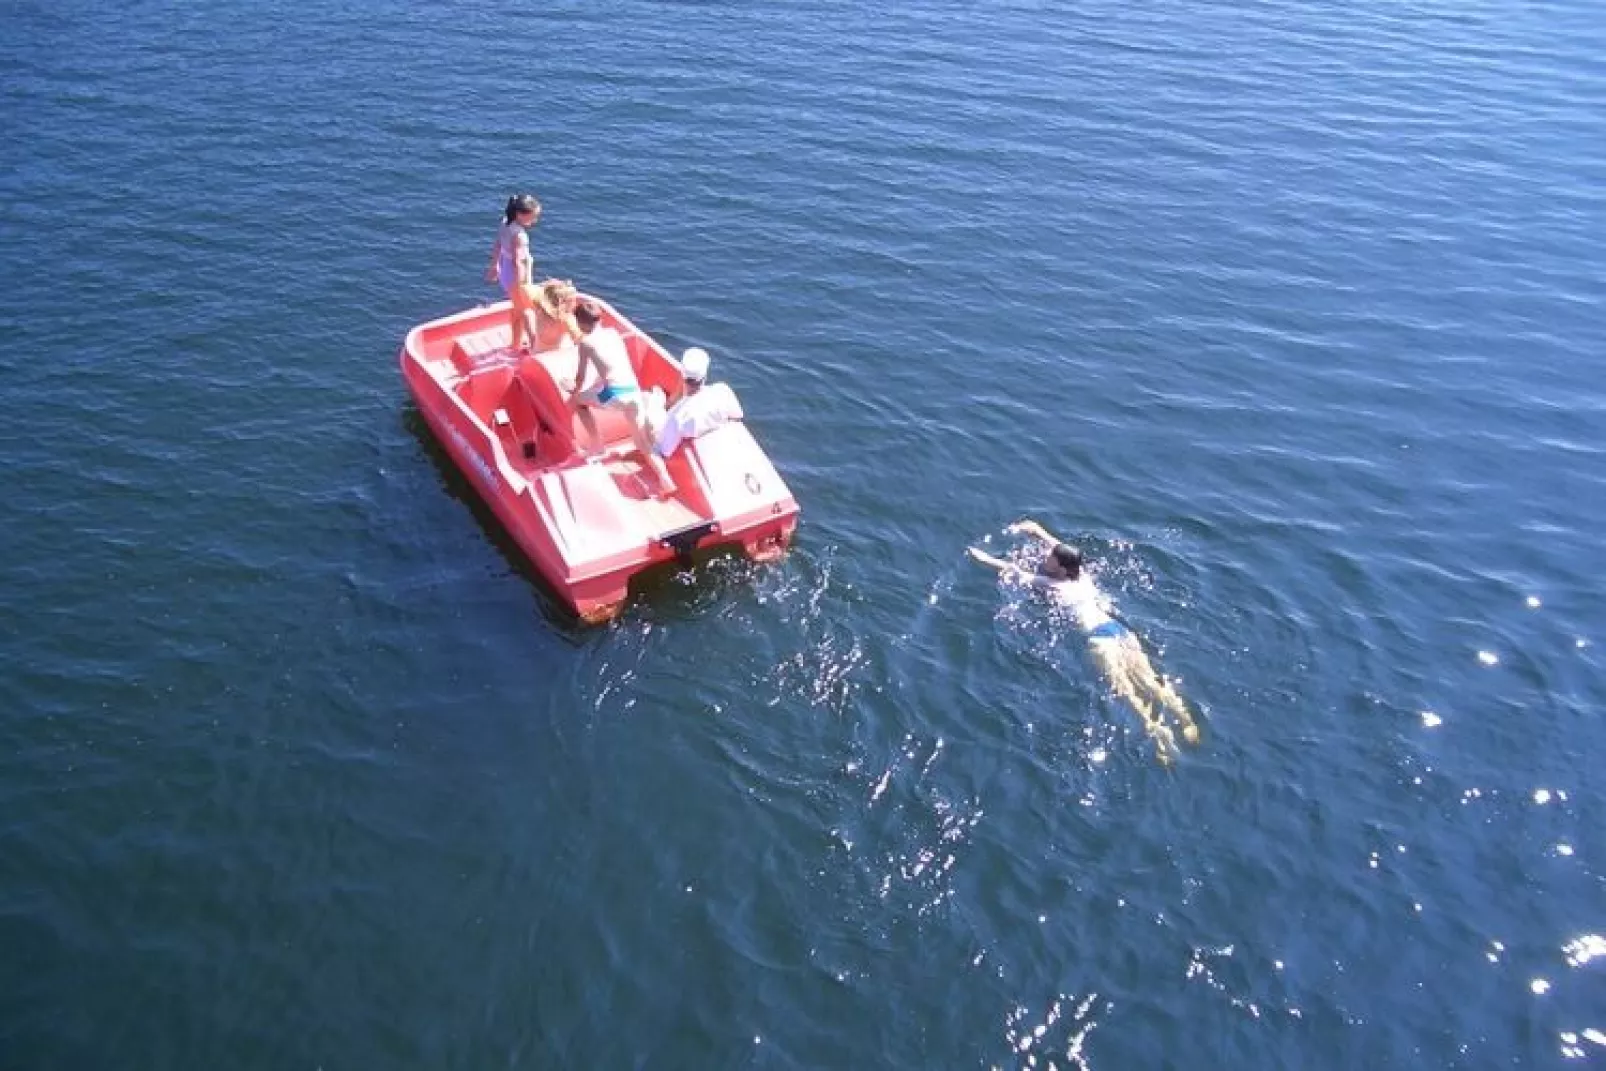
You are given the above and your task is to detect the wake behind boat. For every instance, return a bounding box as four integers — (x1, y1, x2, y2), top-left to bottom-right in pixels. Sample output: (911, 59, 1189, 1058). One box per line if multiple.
(400, 294, 799, 623)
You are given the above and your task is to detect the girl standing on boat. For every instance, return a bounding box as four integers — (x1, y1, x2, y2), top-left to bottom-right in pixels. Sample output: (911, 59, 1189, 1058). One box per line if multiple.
(486, 193, 542, 352)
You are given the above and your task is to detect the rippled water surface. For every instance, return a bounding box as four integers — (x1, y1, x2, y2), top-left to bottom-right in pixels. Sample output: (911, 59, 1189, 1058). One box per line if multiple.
(3, 0, 1605, 1066)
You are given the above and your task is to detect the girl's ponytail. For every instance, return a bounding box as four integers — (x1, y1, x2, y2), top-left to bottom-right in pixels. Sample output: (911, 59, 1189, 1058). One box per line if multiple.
(504, 193, 540, 224)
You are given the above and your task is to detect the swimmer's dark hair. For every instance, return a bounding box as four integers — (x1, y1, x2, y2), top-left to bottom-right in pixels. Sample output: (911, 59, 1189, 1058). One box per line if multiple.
(1052, 543, 1082, 578)
(573, 299, 601, 330)
(503, 193, 541, 223)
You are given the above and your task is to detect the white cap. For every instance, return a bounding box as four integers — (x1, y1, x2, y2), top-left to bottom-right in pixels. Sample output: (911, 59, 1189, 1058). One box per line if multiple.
(681, 347, 711, 382)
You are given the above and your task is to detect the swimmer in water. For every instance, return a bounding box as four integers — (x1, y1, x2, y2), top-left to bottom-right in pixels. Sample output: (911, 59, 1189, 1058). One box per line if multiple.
(968, 519, 1200, 764)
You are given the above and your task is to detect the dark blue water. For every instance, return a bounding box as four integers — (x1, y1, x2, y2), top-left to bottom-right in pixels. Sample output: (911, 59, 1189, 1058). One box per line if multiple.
(4, 0, 1605, 1066)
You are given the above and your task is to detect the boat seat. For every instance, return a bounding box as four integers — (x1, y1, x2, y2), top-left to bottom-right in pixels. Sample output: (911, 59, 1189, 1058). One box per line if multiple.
(574, 404, 640, 449)
(515, 355, 582, 460)
(623, 331, 683, 402)
(450, 326, 513, 375)
(459, 365, 516, 423)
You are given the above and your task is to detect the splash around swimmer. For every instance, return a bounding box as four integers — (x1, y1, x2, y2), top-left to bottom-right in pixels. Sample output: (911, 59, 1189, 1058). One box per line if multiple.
(969, 520, 1200, 766)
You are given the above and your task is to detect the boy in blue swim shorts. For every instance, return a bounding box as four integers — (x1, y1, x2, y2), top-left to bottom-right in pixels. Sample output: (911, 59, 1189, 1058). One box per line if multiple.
(567, 301, 676, 496)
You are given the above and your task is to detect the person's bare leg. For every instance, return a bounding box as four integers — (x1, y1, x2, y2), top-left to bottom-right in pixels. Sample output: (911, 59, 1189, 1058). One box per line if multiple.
(1156, 674, 1200, 745)
(1126, 671, 1179, 765)
(627, 402, 675, 496)
(1127, 649, 1200, 745)
(1097, 645, 1176, 764)
(509, 304, 525, 352)
(574, 405, 602, 456)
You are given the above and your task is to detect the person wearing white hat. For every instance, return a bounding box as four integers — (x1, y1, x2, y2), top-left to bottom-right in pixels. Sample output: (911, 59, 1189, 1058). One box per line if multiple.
(653, 347, 745, 459)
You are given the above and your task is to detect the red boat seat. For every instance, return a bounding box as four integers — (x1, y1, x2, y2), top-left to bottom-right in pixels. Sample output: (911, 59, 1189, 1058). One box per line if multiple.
(515, 357, 581, 462)
(489, 375, 546, 457)
(623, 332, 681, 401)
(450, 326, 512, 375)
(458, 365, 515, 423)
(624, 332, 651, 377)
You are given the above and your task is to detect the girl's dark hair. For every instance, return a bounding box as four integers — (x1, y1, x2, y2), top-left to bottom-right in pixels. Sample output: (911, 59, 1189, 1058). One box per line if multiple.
(1052, 543, 1083, 578)
(503, 193, 541, 223)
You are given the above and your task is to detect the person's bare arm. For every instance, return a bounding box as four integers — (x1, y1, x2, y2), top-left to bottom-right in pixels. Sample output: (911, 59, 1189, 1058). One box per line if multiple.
(969, 546, 1061, 590)
(968, 547, 1010, 571)
(1007, 519, 1061, 545)
(514, 231, 534, 286)
(485, 236, 502, 282)
(968, 547, 1033, 580)
(550, 284, 582, 340)
(568, 344, 592, 403)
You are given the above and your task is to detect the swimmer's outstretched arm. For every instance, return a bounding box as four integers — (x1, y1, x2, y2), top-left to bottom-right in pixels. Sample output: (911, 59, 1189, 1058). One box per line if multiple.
(968, 547, 1035, 581)
(967, 547, 1054, 589)
(1007, 519, 1062, 545)
(967, 547, 1018, 573)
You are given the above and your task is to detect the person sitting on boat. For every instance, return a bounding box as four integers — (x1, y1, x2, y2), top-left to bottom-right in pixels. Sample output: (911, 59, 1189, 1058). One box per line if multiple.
(653, 348, 745, 459)
(531, 278, 580, 352)
(568, 300, 676, 496)
(967, 520, 1200, 765)
(485, 194, 545, 353)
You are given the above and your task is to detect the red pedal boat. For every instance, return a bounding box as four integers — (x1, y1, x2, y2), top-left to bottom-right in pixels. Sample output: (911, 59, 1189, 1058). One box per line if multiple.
(400, 294, 800, 623)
